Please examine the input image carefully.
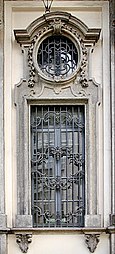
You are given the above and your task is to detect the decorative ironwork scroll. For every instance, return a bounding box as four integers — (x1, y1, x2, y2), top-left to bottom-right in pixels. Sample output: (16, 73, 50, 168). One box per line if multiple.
(37, 35, 78, 79)
(31, 105, 85, 227)
(31, 110, 84, 128)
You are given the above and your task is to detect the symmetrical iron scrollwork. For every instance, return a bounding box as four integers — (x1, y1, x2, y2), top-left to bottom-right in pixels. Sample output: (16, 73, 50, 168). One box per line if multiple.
(32, 204, 84, 225)
(31, 105, 85, 227)
(37, 35, 78, 79)
(31, 110, 84, 128)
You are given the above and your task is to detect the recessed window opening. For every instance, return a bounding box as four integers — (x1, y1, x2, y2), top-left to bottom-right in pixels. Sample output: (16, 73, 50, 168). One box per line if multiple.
(37, 36, 78, 79)
(31, 105, 85, 228)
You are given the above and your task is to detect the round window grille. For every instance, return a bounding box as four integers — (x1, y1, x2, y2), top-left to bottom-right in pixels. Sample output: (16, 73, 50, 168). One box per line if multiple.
(37, 35, 79, 80)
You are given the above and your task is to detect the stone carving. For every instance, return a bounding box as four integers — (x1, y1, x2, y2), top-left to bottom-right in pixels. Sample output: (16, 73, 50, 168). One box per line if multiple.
(16, 234, 32, 253)
(28, 19, 88, 89)
(62, 23, 88, 87)
(79, 45, 88, 87)
(51, 18, 62, 34)
(28, 42, 36, 88)
(85, 234, 100, 253)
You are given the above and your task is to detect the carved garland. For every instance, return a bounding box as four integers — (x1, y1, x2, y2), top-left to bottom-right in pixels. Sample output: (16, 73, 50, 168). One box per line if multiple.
(28, 18, 88, 88)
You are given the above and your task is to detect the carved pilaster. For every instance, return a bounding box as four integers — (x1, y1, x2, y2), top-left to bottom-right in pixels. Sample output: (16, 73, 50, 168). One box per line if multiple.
(85, 234, 100, 253)
(16, 234, 32, 253)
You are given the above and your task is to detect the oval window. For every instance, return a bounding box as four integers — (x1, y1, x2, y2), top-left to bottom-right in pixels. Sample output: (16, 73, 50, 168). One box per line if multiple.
(37, 35, 79, 80)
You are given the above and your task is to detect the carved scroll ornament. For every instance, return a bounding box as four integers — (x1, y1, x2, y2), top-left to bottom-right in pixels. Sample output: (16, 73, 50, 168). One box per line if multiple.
(16, 234, 32, 253)
(85, 234, 100, 253)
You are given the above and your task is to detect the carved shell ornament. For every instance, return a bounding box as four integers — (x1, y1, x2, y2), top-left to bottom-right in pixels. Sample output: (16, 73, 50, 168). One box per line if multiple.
(14, 11, 101, 90)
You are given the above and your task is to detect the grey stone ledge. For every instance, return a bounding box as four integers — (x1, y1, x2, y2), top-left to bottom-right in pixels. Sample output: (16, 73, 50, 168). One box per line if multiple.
(11, 227, 107, 234)
(0, 227, 115, 234)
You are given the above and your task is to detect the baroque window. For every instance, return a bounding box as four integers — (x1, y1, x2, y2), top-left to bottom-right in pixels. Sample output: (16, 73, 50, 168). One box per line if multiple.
(14, 11, 101, 229)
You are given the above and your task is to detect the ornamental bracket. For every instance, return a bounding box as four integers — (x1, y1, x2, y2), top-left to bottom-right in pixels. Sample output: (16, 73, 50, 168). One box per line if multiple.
(85, 234, 100, 253)
(16, 234, 32, 253)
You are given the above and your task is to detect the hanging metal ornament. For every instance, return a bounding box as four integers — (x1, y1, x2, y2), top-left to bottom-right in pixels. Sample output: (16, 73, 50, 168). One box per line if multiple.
(41, 0, 54, 13)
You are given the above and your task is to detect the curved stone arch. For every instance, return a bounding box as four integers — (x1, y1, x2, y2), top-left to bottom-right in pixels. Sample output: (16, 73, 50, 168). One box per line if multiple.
(14, 11, 100, 44)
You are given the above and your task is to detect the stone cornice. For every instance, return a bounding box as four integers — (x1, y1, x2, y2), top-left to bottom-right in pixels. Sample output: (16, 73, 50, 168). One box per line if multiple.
(14, 11, 101, 45)
(1, 227, 115, 234)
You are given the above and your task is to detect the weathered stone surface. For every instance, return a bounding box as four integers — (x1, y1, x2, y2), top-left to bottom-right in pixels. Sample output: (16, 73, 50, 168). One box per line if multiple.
(85, 215, 101, 228)
(0, 215, 7, 229)
(15, 215, 33, 228)
(0, 234, 7, 254)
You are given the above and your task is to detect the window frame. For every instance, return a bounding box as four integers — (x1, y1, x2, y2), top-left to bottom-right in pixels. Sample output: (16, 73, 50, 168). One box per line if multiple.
(15, 89, 101, 229)
(33, 33, 81, 83)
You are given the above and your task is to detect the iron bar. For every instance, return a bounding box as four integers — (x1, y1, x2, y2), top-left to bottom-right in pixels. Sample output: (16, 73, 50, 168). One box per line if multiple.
(31, 105, 85, 227)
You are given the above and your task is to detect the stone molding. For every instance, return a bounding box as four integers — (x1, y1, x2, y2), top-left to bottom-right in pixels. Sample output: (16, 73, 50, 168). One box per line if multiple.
(14, 11, 100, 45)
(85, 234, 100, 253)
(16, 233, 32, 253)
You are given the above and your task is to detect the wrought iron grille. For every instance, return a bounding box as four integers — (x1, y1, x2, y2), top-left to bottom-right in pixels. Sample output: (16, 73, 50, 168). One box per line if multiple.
(37, 36, 78, 79)
(31, 105, 85, 227)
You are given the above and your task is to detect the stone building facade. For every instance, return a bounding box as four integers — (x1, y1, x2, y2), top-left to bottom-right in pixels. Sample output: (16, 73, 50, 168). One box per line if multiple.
(0, 1, 115, 253)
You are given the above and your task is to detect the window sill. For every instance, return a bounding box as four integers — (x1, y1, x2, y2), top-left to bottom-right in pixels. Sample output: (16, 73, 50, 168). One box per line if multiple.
(1, 227, 115, 234)
(11, 227, 110, 233)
